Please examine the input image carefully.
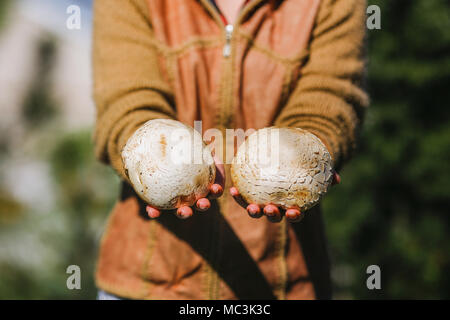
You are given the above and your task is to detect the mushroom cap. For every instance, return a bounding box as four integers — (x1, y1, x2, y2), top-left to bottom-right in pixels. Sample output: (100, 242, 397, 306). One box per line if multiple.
(231, 127, 334, 211)
(122, 119, 216, 210)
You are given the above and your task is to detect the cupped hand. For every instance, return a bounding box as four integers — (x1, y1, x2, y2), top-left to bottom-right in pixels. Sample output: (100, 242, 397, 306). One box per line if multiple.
(230, 172, 341, 223)
(145, 156, 225, 219)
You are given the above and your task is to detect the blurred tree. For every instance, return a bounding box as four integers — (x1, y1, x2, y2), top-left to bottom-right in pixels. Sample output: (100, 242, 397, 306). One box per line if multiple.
(323, 0, 450, 299)
(0, 130, 118, 299)
(22, 35, 59, 129)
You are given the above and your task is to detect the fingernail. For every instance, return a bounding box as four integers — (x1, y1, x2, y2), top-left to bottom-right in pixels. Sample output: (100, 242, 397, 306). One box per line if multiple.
(264, 205, 279, 217)
(146, 206, 160, 219)
(210, 184, 223, 198)
(247, 204, 260, 216)
(285, 208, 300, 220)
(177, 207, 193, 219)
(333, 173, 341, 185)
(197, 198, 210, 211)
(230, 187, 239, 197)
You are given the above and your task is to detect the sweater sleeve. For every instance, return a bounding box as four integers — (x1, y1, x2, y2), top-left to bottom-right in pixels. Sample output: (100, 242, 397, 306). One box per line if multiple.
(274, 0, 370, 170)
(93, 0, 176, 180)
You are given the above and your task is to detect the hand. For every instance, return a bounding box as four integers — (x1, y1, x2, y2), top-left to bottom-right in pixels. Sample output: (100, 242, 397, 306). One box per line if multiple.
(230, 172, 341, 223)
(145, 156, 225, 219)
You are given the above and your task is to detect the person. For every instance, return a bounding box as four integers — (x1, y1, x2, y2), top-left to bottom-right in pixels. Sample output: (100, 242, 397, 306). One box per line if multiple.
(93, 0, 369, 300)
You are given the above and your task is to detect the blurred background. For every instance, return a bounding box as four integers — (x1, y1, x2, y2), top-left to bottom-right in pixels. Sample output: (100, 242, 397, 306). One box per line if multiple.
(0, 0, 448, 299)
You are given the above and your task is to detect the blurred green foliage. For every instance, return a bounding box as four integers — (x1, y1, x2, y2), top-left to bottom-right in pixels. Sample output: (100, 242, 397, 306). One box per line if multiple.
(322, 0, 450, 299)
(0, 0, 449, 299)
(0, 130, 119, 299)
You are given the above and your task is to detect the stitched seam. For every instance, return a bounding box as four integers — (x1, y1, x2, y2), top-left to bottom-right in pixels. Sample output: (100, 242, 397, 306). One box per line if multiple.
(208, 216, 221, 299)
(205, 219, 218, 300)
(202, 261, 212, 300)
(167, 37, 223, 57)
(213, 214, 224, 299)
(148, 36, 223, 57)
(221, 36, 237, 129)
(237, 30, 310, 66)
(140, 220, 159, 298)
(276, 220, 288, 299)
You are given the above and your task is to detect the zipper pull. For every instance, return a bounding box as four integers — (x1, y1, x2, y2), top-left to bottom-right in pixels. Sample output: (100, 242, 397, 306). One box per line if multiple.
(223, 24, 234, 58)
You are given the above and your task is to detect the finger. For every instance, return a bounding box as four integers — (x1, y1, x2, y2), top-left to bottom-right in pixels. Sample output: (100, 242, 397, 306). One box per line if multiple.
(230, 187, 249, 209)
(209, 183, 223, 199)
(289, 214, 305, 223)
(196, 198, 211, 212)
(176, 206, 193, 219)
(285, 207, 303, 222)
(264, 204, 280, 219)
(146, 205, 161, 219)
(230, 186, 240, 197)
(332, 172, 341, 186)
(213, 155, 226, 189)
(246, 204, 263, 218)
(266, 213, 283, 223)
(265, 205, 282, 223)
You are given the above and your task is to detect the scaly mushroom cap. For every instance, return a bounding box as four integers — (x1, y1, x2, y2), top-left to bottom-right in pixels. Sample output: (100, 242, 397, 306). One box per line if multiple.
(122, 119, 215, 210)
(231, 127, 334, 212)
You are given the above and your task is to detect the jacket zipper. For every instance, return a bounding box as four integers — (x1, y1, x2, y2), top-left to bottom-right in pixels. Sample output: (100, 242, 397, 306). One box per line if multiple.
(198, 0, 267, 300)
(223, 24, 234, 58)
(200, 0, 262, 58)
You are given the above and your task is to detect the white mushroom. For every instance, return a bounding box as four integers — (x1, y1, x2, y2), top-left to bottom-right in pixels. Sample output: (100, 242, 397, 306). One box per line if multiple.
(121, 119, 215, 210)
(231, 127, 334, 212)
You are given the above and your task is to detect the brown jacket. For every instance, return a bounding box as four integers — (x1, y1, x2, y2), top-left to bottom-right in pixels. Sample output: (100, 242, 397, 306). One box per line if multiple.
(93, 0, 369, 299)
